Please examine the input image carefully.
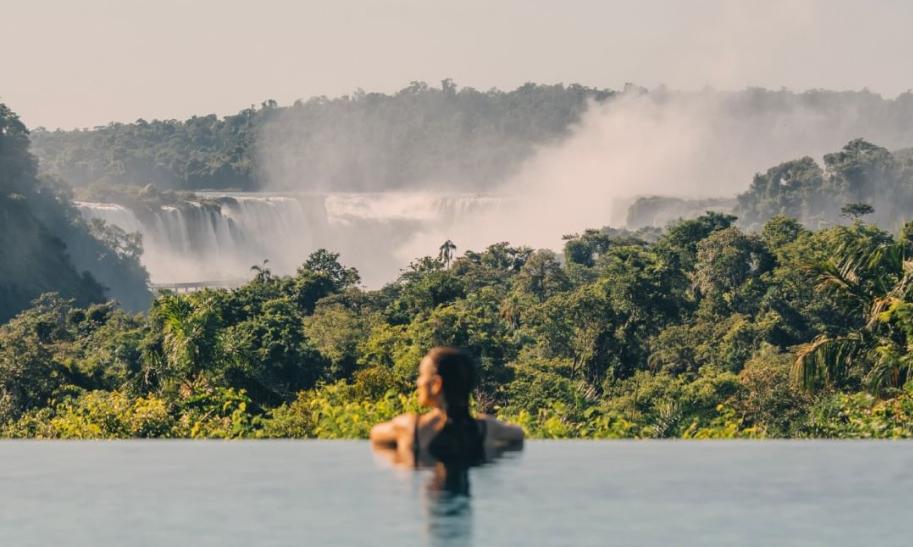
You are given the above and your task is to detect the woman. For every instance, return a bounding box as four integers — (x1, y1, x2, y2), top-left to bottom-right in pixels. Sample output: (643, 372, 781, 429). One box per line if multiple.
(370, 346, 524, 467)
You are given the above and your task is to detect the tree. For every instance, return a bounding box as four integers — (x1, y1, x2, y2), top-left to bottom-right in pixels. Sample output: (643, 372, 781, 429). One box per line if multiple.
(387, 257, 465, 322)
(438, 239, 457, 268)
(0, 295, 71, 423)
(513, 250, 570, 301)
(792, 223, 913, 392)
(824, 140, 897, 205)
(735, 139, 912, 231)
(294, 250, 360, 314)
(692, 227, 773, 317)
(221, 297, 325, 406)
(735, 157, 825, 229)
(304, 303, 370, 380)
(659, 211, 738, 271)
(841, 203, 875, 220)
(148, 294, 221, 394)
(0, 104, 37, 193)
(562, 229, 614, 267)
(0, 104, 118, 321)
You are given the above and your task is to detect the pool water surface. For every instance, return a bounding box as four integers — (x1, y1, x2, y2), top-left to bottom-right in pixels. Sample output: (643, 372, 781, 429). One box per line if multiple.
(1, 440, 910, 546)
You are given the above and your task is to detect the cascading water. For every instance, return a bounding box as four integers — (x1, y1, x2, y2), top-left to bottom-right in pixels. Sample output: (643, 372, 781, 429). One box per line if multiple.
(75, 193, 505, 287)
(322, 193, 505, 223)
(75, 202, 146, 234)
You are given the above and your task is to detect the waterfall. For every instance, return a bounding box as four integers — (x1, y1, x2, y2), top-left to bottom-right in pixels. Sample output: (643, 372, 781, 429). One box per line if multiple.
(323, 193, 504, 224)
(74, 202, 145, 233)
(74, 193, 506, 287)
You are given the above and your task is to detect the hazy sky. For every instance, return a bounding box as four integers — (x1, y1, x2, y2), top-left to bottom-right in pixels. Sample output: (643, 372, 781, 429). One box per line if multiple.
(4, 0, 912, 129)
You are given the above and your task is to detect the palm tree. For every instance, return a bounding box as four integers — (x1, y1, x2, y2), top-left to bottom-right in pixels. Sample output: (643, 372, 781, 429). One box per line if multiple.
(250, 259, 271, 283)
(438, 239, 457, 268)
(498, 293, 523, 329)
(155, 294, 221, 394)
(793, 228, 913, 392)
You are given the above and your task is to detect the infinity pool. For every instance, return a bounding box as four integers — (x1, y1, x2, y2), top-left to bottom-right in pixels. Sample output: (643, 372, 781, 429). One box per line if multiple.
(1, 441, 910, 546)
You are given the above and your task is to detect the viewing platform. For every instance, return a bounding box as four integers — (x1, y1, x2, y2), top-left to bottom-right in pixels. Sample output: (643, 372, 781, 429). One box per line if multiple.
(150, 280, 246, 294)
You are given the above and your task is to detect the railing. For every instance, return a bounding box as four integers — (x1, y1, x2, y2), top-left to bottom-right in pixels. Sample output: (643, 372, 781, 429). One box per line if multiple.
(150, 280, 246, 294)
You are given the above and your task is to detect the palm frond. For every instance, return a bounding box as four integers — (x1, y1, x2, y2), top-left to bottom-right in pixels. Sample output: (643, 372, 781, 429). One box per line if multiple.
(792, 333, 864, 389)
(867, 344, 913, 393)
(816, 258, 867, 304)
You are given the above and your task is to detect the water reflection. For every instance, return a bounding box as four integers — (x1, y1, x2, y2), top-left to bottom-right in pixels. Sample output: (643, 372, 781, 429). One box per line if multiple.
(373, 443, 521, 547)
(424, 463, 473, 547)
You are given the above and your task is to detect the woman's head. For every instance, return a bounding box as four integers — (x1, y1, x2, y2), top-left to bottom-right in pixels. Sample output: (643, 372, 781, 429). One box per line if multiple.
(416, 347, 477, 415)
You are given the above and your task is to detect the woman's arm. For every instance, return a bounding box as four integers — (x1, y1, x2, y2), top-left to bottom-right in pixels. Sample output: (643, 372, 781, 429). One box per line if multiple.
(370, 413, 413, 446)
(369, 421, 398, 446)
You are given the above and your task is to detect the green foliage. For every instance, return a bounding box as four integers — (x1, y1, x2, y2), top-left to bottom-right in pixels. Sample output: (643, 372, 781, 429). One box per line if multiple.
(0, 296, 69, 423)
(220, 296, 325, 406)
(303, 303, 370, 380)
(603, 368, 743, 438)
(803, 387, 913, 438)
(8, 134, 913, 437)
(4, 391, 173, 439)
(681, 405, 766, 439)
(30, 82, 613, 192)
(259, 383, 419, 439)
(737, 139, 913, 231)
(792, 222, 913, 393)
(137, 249, 355, 408)
(841, 203, 875, 219)
(294, 249, 361, 314)
(171, 387, 259, 439)
(735, 347, 811, 436)
(501, 403, 637, 439)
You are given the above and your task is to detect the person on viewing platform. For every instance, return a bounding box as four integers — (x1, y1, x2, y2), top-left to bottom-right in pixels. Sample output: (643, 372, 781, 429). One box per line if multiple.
(370, 346, 524, 467)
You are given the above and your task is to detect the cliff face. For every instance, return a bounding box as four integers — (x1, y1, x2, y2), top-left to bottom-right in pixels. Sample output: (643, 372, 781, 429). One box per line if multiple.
(0, 193, 104, 322)
(1, 103, 151, 322)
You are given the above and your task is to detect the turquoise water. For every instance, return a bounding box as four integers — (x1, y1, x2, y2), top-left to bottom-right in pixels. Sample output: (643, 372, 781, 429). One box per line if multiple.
(1, 441, 911, 546)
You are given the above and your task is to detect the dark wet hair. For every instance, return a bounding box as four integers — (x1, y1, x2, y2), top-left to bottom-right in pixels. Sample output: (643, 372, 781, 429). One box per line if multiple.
(426, 346, 477, 420)
(424, 347, 485, 466)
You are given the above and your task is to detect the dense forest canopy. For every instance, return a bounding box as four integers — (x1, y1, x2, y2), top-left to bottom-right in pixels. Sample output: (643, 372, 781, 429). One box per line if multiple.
(30, 81, 613, 192)
(4, 204, 913, 439)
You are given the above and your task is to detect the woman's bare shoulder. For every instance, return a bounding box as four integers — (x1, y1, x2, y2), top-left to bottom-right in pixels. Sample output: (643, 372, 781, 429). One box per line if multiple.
(392, 412, 418, 429)
(370, 412, 417, 445)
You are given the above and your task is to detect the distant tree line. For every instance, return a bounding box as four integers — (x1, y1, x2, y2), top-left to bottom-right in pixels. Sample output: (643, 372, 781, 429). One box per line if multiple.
(29, 81, 613, 192)
(29, 85, 913, 197)
(628, 139, 913, 233)
(735, 139, 913, 230)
